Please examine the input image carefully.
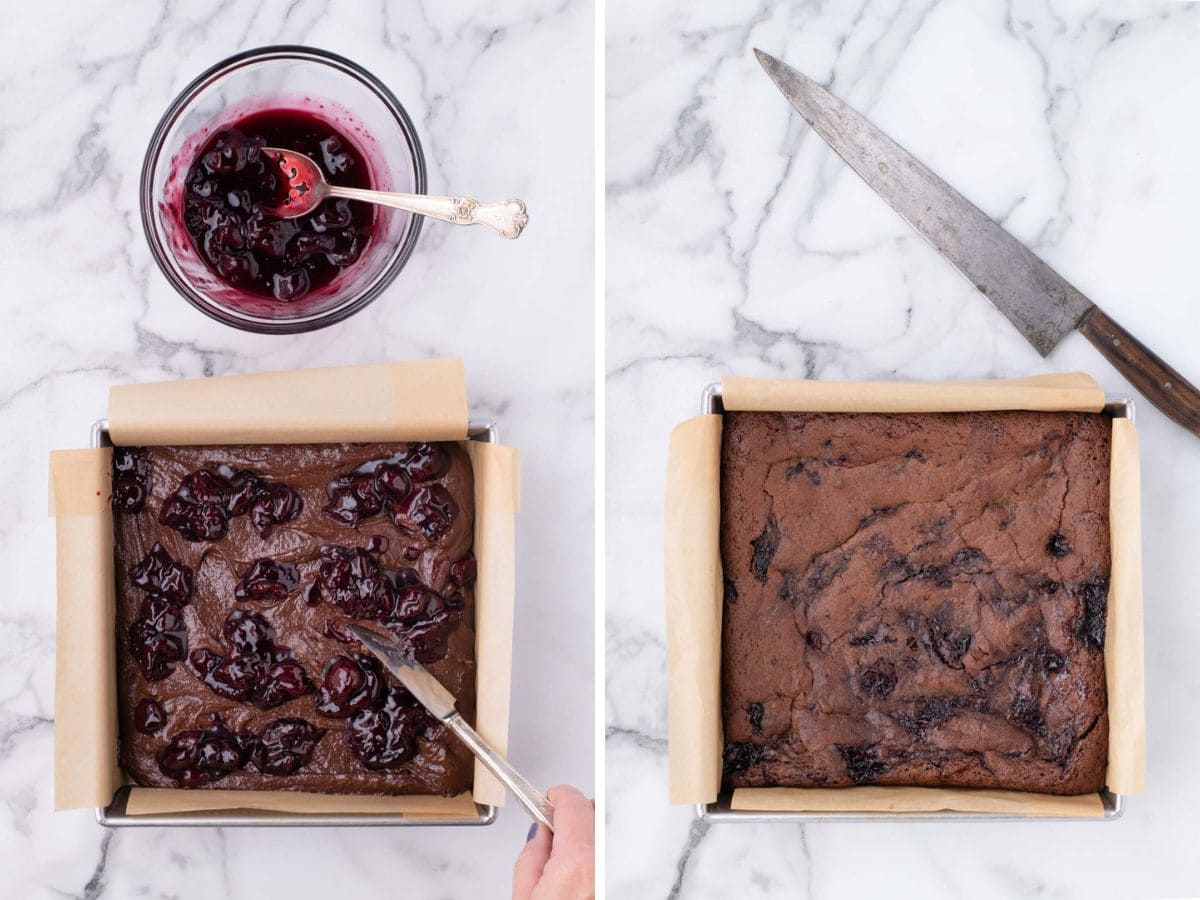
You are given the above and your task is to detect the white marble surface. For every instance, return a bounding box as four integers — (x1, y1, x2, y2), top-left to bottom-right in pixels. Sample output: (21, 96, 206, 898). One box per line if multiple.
(0, 1, 593, 896)
(607, 0, 1200, 896)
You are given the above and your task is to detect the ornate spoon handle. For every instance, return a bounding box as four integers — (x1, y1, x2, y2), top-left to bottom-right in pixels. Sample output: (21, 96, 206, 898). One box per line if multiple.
(327, 185, 529, 239)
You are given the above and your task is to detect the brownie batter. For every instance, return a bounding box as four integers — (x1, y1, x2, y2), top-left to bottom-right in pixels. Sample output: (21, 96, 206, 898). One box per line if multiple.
(113, 442, 476, 796)
(720, 411, 1110, 795)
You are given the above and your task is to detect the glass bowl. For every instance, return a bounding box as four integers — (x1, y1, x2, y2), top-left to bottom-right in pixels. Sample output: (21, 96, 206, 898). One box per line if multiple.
(141, 45, 426, 333)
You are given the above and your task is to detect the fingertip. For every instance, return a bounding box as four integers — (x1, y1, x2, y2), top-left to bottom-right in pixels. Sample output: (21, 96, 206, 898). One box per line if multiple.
(547, 784, 590, 805)
(512, 823, 552, 899)
(544, 784, 595, 848)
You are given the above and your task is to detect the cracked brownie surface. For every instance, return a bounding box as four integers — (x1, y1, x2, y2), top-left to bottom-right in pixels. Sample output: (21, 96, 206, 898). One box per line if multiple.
(720, 411, 1110, 795)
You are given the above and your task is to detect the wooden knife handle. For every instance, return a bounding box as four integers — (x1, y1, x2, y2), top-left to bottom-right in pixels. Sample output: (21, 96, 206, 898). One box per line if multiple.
(1079, 306, 1200, 436)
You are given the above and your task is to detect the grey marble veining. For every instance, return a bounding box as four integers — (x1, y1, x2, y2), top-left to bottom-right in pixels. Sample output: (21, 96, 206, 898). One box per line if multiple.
(0, 0, 593, 896)
(607, 0, 1200, 896)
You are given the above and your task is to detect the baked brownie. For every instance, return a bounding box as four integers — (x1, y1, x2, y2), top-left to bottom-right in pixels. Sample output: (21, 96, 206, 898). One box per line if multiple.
(112, 441, 477, 795)
(720, 411, 1110, 795)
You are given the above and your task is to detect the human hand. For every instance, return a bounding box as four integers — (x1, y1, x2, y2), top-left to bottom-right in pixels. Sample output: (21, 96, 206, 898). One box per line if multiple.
(512, 785, 595, 900)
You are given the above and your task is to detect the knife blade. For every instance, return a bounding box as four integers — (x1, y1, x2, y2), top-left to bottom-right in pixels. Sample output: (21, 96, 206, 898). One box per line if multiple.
(755, 49, 1200, 436)
(347, 624, 555, 830)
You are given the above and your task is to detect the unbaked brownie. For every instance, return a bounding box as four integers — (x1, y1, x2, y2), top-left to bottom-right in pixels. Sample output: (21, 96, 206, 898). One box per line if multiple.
(720, 411, 1110, 795)
(112, 441, 477, 795)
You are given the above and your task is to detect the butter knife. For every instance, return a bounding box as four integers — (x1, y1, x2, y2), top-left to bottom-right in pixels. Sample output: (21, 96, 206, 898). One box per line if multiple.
(347, 624, 555, 831)
(756, 49, 1200, 437)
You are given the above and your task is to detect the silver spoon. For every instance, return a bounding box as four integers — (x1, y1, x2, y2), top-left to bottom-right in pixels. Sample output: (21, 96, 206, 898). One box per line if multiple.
(262, 147, 529, 239)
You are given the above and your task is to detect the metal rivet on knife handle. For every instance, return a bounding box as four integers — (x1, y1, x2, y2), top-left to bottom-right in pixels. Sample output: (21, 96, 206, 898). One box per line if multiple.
(1078, 307, 1200, 436)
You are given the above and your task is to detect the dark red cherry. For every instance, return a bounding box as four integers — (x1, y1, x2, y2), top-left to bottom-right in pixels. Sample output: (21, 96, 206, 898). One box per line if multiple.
(271, 269, 311, 302)
(253, 718, 326, 776)
(400, 608, 462, 664)
(112, 446, 150, 476)
(449, 557, 477, 588)
(343, 483, 381, 520)
(322, 487, 363, 526)
(134, 698, 167, 734)
(347, 689, 429, 770)
(223, 609, 275, 656)
(130, 543, 194, 604)
(128, 597, 188, 680)
(160, 466, 299, 541)
(322, 471, 383, 527)
(254, 659, 313, 708)
(323, 657, 364, 700)
(235, 558, 299, 603)
(399, 443, 450, 482)
(311, 198, 353, 232)
(112, 447, 152, 514)
(159, 495, 228, 541)
(315, 653, 385, 718)
(177, 769, 207, 788)
(157, 730, 201, 775)
(374, 464, 411, 500)
(323, 618, 355, 643)
(249, 483, 302, 537)
(191, 611, 311, 709)
(382, 585, 462, 665)
(270, 658, 308, 692)
(319, 135, 354, 175)
(384, 566, 422, 592)
(366, 534, 389, 555)
(245, 212, 300, 257)
(391, 586, 440, 623)
(390, 485, 459, 540)
(188, 646, 220, 675)
(317, 545, 391, 618)
(218, 252, 259, 282)
(218, 466, 261, 516)
(286, 232, 336, 264)
(324, 230, 363, 267)
(113, 478, 148, 513)
(156, 714, 254, 785)
(349, 472, 378, 500)
(196, 653, 263, 701)
(320, 449, 437, 530)
(181, 470, 229, 506)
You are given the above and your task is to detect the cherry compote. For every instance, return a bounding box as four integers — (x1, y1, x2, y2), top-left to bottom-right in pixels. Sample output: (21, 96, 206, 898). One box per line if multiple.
(182, 109, 375, 303)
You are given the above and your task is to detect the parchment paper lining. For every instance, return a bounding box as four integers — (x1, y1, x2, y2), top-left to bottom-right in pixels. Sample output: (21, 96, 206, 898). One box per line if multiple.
(465, 439, 518, 807)
(50, 449, 122, 809)
(721, 373, 1106, 413)
(730, 787, 1103, 816)
(51, 360, 517, 816)
(1106, 418, 1144, 794)
(665, 416, 722, 804)
(665, 373, 1145, 816)
(124, 788, 481, 818)
(108, 359, 468, 445)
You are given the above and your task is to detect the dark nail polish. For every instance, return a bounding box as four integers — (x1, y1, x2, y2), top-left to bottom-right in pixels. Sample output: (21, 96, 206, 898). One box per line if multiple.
(526, 822, 539, 842)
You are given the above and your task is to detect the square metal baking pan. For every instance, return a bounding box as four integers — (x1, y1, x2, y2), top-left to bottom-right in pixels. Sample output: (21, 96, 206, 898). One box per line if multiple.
(92, 418, 499, 828)
(697, 384, 1131, 823)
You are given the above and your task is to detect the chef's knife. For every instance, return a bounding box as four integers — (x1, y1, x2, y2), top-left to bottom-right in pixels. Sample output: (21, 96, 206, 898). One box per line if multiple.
(755, 49, 1200, 436)
(347, 624, 555, 831)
